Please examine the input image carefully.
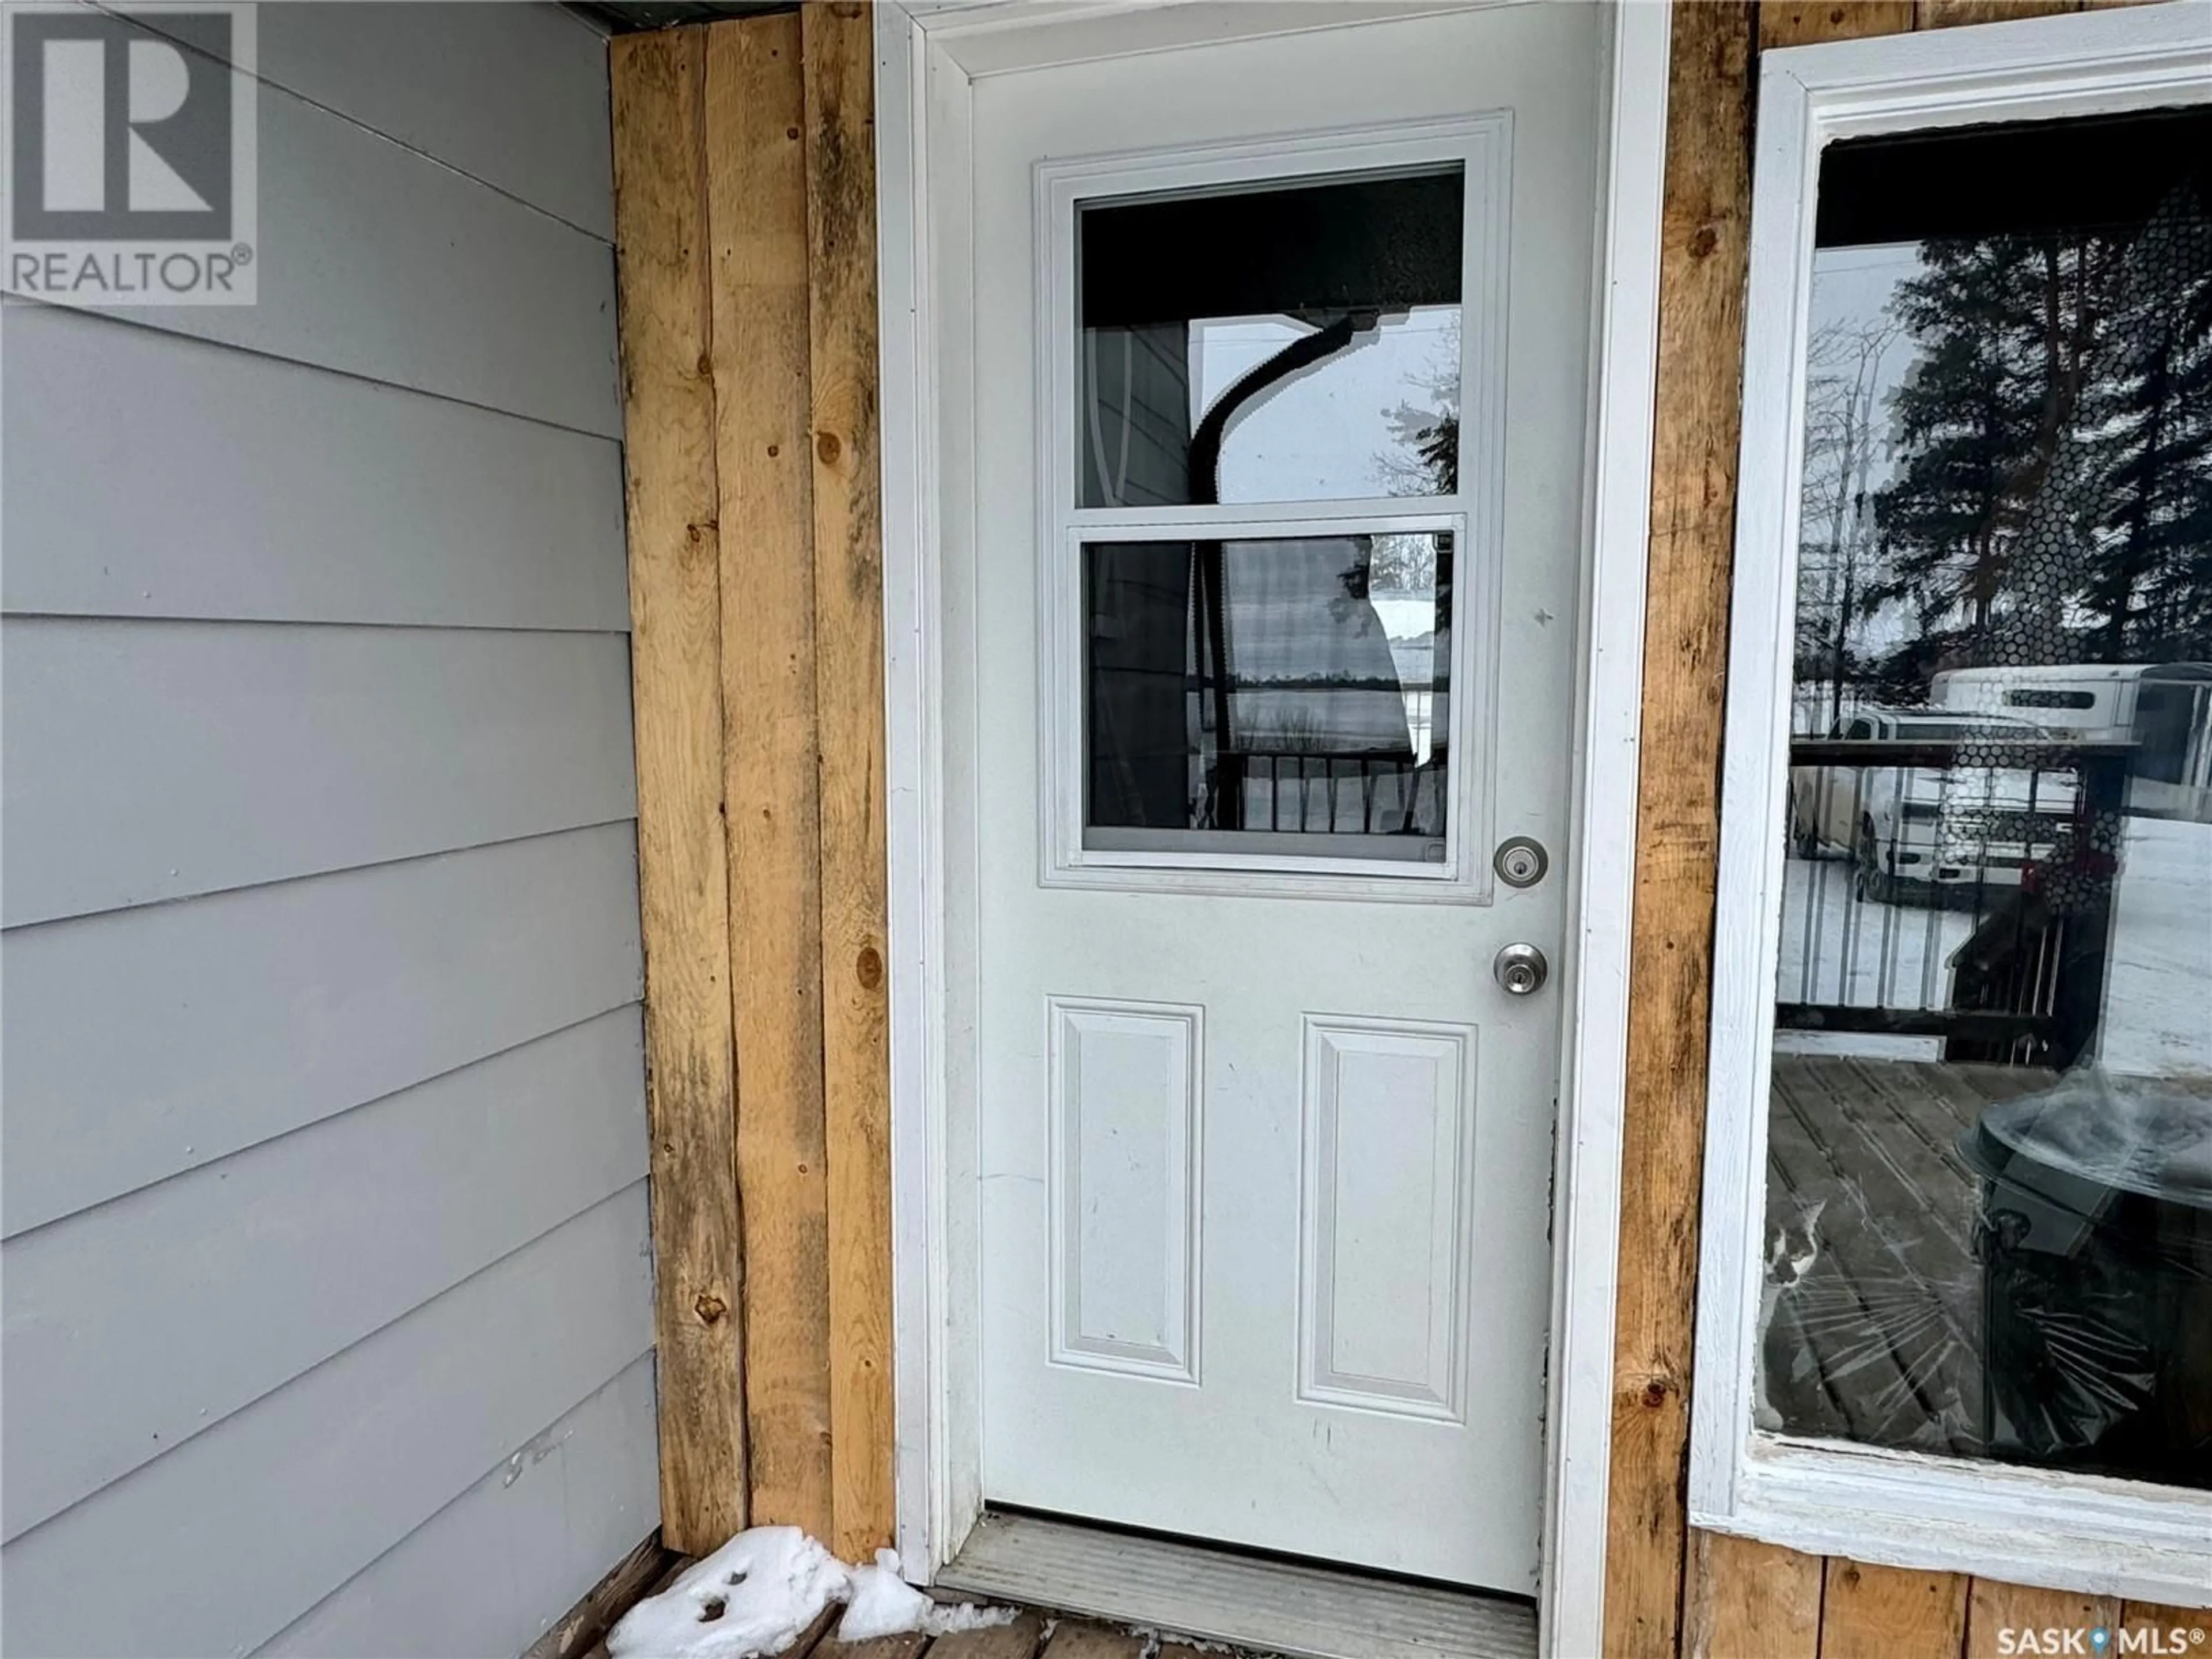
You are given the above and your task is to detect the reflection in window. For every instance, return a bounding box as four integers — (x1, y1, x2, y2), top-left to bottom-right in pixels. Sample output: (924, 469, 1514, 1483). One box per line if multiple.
(1076, 171, 1464, 507)
(1764, 107, 2212, 1488)
(1084, 532, 1452, 862)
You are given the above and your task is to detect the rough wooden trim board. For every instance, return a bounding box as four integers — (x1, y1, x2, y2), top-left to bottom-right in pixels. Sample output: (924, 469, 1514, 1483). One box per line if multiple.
(610, 5, 896, 1563)
(609, 23, 748, 1557)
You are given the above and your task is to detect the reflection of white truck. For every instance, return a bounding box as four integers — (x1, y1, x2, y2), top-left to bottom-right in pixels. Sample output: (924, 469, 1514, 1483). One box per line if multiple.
(1931, 662, 2212, 822)
(1787, 707, 2074, 903)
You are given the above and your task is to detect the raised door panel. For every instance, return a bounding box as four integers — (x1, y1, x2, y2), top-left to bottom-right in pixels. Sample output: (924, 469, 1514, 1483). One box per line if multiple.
(1048, 998, 1203, 1383)
(1299, 1016, 1477, 1421)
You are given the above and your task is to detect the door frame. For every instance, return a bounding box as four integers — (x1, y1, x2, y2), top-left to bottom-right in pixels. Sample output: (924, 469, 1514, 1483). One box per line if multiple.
(872, 5, 1671, 1654)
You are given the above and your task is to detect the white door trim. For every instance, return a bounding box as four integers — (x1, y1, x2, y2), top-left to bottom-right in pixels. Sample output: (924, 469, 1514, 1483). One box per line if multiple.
(872, 6, 1671, 1655)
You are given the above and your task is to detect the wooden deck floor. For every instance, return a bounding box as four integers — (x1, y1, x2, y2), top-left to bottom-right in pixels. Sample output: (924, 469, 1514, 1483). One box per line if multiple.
(584, 1607, 1255, 1659)
(1763, 1051, 2051, 1457)
(571, 1543, 1281, 1659)
(570, 1508, 1529, 1659)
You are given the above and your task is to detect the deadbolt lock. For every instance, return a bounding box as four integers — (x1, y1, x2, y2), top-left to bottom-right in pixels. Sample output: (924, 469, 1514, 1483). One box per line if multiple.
(1494, 836, 1549, 888)
(1494, 942, 1550, 997)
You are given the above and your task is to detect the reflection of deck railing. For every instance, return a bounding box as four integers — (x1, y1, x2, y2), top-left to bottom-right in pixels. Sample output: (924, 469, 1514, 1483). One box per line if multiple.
(1777, 737, 2131, 1068)
(1789, 738, 2132, 768)
(1209, 750, 1431, 835)
(1192, 672, 1442, 834)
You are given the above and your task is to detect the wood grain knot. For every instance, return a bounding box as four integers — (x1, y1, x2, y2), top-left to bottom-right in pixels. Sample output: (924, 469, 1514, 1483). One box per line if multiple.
(816, 431, 842, 465)
(767, 443, 780, 457)
(786, 125, 800, 141)
(695, 352, 713, 378)
(856, 945, 884, 989)
(1688, 225, 1719, 260)
(1641, 1379, 1671, 1409)
(693, 1290, 728, 1325)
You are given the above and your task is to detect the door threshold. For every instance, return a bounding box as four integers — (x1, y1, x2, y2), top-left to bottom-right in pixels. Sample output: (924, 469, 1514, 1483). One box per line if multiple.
(934, 1512, 1536, 1659)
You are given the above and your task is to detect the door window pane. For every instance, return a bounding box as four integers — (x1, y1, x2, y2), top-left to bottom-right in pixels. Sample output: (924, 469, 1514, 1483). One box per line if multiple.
(1077, 171, 1464, 507)
(1084, 531, 1453, 861)
(1765, 106, 2212, 1488)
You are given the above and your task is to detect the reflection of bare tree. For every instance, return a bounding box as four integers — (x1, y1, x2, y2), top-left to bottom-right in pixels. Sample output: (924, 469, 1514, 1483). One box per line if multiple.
(1798, 319, 1903, 726)
(1365, 532, 1436, 596)
(1377, 314, 1461, 501)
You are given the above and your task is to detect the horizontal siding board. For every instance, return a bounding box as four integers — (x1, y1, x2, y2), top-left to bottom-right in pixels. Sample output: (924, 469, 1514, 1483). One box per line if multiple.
(2, 1009, 647, 1542)
(1, 822, 643, 1234)
(1, 305, 627, 630)
(20, 11, 621, 437)
(0, 8, 647, 1656)
(259, 1355, 658, 1659)
(0, 1187, 654, 1659)
(0, 618, 638, 927)
(252, 2, 617, 240)
(118, 0, 615, 240)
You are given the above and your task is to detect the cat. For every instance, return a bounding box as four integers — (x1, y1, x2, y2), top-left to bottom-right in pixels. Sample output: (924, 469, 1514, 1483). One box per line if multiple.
(1753, 1197, 1825, 1433)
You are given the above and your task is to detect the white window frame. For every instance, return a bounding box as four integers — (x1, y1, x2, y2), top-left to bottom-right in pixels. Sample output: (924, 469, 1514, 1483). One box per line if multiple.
(1691, 2, 2212, 1605)
(1036, 118, 1509, 902)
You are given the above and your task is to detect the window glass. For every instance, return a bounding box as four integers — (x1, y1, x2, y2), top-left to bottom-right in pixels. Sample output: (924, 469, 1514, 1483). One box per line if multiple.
(1767, 106, 2212, 1487)
(1084, 531, 1453, 862)
(1076, 171, 1464, 507)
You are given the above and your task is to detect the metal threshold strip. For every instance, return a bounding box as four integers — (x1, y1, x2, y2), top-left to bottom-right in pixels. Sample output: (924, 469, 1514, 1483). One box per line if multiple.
(934, 1511, 1537, 1659)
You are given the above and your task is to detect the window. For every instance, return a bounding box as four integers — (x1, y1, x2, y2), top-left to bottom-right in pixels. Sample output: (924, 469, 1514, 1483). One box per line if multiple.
(1076, 173, 1464, 509)
(1082, 531, 1455, 863)
(1038, 120, 1508, 896)
(1695, 7, 2212, 1601)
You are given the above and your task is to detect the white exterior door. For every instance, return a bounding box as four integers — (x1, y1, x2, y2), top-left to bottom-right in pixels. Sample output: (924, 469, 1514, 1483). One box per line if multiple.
(957, 3, 1603, 1594)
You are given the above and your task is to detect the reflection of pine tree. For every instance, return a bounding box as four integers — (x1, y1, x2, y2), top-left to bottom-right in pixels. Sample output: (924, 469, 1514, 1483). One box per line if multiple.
(1383, 407, 1458, 496)
(1867, 188, 2212, 672)
(1873, 234, 2101, 639)
(2085, 198, 2212, 660)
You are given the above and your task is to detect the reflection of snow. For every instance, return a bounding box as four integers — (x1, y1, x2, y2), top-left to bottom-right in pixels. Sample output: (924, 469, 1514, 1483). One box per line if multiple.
(1773, 819, 2212, 1075)
(1369, 596, 1437, 641)
(1373, 594, 1442, 763)
(2101, 816, 2212, 1077)
(1774, 854, 1974, 1017)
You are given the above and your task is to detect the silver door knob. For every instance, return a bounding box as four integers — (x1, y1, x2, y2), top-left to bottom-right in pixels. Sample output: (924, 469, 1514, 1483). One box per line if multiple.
(1494, 942, 1548, 997)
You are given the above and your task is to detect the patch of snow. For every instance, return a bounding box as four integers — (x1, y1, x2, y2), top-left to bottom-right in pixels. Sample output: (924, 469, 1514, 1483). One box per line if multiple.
(838, 1550, 1017, 1643)
(608, 1528, 846, 1659)
(835, 1551, 933, 1643)
(608, 1531, 1013, 1659)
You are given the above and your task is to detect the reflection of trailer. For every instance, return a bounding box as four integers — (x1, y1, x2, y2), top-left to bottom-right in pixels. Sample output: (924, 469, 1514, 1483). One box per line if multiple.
(1931, 662, 2212, 822)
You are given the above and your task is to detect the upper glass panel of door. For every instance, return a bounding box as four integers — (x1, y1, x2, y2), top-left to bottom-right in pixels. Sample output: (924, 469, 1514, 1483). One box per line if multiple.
(1075, 168, 1465, 508)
